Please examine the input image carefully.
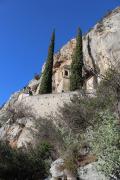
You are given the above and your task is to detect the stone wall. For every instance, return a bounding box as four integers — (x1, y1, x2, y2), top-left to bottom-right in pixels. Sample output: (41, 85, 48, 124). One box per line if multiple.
(18, 92, 79, 119)
(0, 92, 81, 148)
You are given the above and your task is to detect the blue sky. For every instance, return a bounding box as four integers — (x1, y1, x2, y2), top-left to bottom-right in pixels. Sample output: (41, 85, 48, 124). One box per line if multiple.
(0, 0, 120, 105)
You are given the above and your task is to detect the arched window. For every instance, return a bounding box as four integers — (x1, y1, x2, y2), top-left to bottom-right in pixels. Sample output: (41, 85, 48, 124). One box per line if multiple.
(64, 70, 69, 77)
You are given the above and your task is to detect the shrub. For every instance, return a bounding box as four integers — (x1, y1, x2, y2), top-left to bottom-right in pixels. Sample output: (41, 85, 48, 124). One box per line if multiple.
(91, 110, 120, 179)
(63, 144, 80, 174)
(96, 22, 104, 33)
(60, 68, 120, 178)
(0, 141, 52, 180)
(64, 153, 77, 174)
(34, 74, 40, 80)
(60, 68, 120, 134)
(6, 102, 35, 123)
(58, 98, 92, 133)
(35, 118, 64, 157)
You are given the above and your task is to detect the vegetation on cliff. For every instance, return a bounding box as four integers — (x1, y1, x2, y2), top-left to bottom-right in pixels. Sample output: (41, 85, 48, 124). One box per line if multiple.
(0, 67, 119, 179)
(0, 141, 52, 180)
(0, 68, 119, 180)
(58, 67, 120, 179)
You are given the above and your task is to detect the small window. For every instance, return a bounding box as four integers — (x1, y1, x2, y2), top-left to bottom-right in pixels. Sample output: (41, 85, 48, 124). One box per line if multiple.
(64, 70, 68, 77)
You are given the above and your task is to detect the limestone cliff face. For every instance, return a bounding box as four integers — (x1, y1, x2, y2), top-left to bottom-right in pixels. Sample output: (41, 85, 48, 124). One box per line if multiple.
(53, 7, 120, 91)
(0, 7, 120, 150)
(0, 91, 78, 149)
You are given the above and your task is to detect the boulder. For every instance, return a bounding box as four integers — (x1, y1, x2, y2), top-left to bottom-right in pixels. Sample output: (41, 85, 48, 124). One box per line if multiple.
(50, 158, 77, 180)
(78, 162, 108, 180)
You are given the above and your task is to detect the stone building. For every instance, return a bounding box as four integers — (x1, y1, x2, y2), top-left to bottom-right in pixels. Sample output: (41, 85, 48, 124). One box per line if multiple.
(52, 62, 71, 93)
(52, 40, 73, 93)
(52, 39, 95, 93)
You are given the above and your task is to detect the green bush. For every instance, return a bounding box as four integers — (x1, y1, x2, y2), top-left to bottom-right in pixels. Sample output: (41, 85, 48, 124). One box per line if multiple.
(0, 141, 52, 180)
(63, 143, 85, 174)
(60, 68, 120, 178)
(91, 110, 120, 179)
(35, 118, 64, 155)
(60, 68, 120, 134)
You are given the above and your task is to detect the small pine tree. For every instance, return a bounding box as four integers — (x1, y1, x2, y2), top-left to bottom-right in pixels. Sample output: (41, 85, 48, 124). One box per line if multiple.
(39, 30, 55, 94)
(70, 28, 84, 91)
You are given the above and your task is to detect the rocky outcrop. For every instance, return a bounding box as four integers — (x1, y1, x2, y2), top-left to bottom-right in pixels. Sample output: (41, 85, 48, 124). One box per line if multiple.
(14, 7, 120, 95)
(0, 91, 80, 149)
(53, 7, 120, 92)
(78, 162, 108, 180)
(50, 158, 77, 180)
(49, 158, 107, 180)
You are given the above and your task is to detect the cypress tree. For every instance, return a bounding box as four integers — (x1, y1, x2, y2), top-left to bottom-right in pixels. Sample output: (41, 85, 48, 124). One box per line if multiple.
(39, 30, 55, 94)
(70, 27, 84, 91)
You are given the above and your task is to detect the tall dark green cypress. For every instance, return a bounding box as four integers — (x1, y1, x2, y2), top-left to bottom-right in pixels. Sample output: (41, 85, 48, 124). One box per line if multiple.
(39, 30, 55, 94)
(70, 27, 84, 91)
